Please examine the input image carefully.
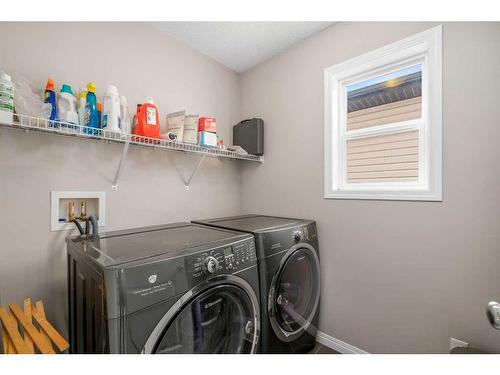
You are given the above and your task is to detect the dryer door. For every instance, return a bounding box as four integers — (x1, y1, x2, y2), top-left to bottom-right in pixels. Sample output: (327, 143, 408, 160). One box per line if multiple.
(268, 243, 320, 342)
(142, 277, 259, 354)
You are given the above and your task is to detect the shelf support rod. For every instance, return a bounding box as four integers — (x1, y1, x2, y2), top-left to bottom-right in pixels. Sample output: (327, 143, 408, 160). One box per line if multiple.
(182, 155, 206, 190)
(112, 141, 130, 191)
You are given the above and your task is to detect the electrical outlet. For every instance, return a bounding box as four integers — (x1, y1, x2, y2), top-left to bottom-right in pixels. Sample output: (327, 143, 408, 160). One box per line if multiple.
(450, 337, 469, 351)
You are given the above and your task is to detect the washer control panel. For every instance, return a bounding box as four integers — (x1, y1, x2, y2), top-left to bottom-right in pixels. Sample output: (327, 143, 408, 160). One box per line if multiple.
(292, 230, 302, 243)
(260, 221, 318, 257)
(292, 225, 316, 243)
(203, 256, 219, 274)
(223, 240, 257, 271)
(187, 239, 257, 284)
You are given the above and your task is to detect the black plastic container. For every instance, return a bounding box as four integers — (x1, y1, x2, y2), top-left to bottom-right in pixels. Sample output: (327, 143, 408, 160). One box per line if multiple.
(233, 118, 264, 156)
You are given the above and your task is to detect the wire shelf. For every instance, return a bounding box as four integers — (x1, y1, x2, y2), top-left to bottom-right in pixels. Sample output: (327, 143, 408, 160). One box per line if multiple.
(0, 113, 263, 162)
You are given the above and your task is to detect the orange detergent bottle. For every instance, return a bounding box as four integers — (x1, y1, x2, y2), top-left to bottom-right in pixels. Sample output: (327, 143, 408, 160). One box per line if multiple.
(133, 97, 161, 139)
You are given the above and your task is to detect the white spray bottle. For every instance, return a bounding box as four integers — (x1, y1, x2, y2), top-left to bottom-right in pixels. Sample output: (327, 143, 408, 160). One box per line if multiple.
(119, 95, 131, 134)
(77, 88, 87, 127)
(0, 72, 14, 125)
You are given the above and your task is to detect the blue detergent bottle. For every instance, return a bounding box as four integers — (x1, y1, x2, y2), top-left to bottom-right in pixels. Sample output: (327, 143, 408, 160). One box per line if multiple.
(44, 79, 58, 124)
(84, 82, 99, 135)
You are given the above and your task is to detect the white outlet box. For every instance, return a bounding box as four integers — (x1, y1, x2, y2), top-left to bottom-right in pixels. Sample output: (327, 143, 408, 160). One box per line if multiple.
(450, 337, 469, 351)
(50, 191, 106, 231)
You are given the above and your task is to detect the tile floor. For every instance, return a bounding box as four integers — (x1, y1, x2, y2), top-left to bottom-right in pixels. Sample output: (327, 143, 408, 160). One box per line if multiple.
(309, 343, 340, 354)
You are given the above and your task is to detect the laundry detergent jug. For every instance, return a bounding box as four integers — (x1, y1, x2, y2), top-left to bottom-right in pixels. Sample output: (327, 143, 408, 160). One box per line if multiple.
(57, 84, 79, 125)
(44, 78, 57, 121)
(133, 97, 160, 139)
(84, 82, 99, 135)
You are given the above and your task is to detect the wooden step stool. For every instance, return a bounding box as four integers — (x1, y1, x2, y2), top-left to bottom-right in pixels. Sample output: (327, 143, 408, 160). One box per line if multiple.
(0, 298, 69, 354)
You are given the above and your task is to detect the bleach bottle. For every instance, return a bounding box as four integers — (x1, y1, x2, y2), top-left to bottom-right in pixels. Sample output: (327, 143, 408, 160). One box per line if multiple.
(44, 79, 57, 121)
(57, 84, 79, 126)
(84, 82, 99, 135)
(101, 85, 121, 133)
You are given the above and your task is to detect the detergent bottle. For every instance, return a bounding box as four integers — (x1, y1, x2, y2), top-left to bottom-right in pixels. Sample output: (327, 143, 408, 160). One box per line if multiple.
(101, 85, 121, 133)
(77, 88, 86, 126)
(44, 79, 57, 121)
(133, 97, 161, 139)
(120, 95, 131, 134)
(97, 102, 103, 128)
(57, 84, 79, 125)
(84, 82, 99, 135)
(132, 104, 142, 136)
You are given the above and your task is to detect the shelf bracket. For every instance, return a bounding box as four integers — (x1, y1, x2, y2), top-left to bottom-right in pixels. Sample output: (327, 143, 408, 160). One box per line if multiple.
(180, 155, 206, 191)
(172, 155, 205, 191)
(112, 141, 130, 191)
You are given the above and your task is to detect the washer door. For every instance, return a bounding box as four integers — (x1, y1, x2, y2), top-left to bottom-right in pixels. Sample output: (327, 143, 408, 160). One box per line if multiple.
(143, 277, 259, 354)
(268, 243, 320, 342)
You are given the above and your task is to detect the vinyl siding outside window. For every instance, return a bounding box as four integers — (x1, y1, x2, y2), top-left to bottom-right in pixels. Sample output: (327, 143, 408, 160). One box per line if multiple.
(345, 65, 422, 183)
(324, 26, 442, 201)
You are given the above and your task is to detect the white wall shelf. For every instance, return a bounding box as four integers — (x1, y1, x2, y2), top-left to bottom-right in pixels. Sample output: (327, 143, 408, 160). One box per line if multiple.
(1, 114, 263, 190)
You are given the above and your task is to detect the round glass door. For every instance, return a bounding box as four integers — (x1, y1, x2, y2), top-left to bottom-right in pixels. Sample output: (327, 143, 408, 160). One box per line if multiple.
(273, 246, 320, 336)
(154, 284, 257, 354)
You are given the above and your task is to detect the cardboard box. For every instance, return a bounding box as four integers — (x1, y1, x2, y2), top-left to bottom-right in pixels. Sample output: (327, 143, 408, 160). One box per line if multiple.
(198, 131, 217, 147)
(198, 117, 217, 133)
(165, 111, 185, 140)
(183, 115, 199, 144)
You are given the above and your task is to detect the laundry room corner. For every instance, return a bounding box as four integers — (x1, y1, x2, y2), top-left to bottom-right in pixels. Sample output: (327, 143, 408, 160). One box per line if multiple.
(0, 22, 246, 340)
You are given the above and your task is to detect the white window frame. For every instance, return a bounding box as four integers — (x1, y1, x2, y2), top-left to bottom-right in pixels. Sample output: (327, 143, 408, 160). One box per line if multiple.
(324, 25, 442, 201)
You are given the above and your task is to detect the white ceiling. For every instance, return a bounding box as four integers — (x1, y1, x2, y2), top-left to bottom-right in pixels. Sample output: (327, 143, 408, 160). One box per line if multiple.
(152, 22, 334, 73)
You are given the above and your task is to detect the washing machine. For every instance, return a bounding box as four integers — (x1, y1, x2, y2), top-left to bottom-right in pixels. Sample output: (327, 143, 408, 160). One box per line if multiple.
(193, 215, 320, 353)
(66, 222, 260, 354)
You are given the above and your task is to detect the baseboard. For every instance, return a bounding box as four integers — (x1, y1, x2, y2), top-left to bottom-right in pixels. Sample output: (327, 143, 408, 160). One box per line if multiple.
(316, 331, 369, 354)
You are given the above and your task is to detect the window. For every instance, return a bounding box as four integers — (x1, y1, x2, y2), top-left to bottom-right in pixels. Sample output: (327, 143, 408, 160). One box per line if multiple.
(324, 26, 442, 201)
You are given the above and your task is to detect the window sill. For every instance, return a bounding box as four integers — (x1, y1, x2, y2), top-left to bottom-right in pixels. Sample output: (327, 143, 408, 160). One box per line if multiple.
(324, 190, 442, 202)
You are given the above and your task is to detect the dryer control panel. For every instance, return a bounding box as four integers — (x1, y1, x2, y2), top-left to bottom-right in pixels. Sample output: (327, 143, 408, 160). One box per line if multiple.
(187, 239, 257, 284)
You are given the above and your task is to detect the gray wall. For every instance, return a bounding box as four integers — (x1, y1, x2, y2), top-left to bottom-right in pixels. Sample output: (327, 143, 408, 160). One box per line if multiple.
(0, 22, 243, 337)
(240, 22, 500, 353)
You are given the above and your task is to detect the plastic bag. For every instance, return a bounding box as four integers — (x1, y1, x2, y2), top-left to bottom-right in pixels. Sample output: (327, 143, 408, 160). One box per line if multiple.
(11, 73, 51, 119)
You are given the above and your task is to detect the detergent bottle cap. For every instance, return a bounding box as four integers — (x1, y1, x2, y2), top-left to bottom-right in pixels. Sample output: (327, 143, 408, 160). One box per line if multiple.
(87, 82, 96, 93)
(79, 90, 87, 99)
(105, 85, 118, 96)
(61, 84, 73, 95)
(120, 95, 127, 105)
(97, 102, 103, 112)
(45, 79, 55, 91)
(0, 72, 11, 82)
(145, 96, 155, 104)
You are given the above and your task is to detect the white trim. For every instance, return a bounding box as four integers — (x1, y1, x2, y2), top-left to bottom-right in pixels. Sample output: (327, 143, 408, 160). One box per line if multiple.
(324, 25, 442, 201)
(316, 330, 369, 354)
(343, 118, 422, 140)
(50, 191, 106, 231)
